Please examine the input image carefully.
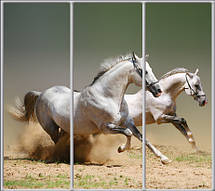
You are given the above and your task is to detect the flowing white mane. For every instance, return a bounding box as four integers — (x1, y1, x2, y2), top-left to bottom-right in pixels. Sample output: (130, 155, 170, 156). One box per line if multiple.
(90, 53, 132, 86)
(99, 53, 132, 73)
(161, 68, 189, 79)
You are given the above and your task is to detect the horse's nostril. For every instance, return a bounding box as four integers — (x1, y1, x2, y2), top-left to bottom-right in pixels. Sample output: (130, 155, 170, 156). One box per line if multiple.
(158, 89, 162, 93)
(155, 92, 162, 97)
(202, 100, 207, 106)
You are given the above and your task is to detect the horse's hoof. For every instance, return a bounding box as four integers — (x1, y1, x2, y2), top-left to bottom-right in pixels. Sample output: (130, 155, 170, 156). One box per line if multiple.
(118, 145, 125, 153)
(161, 158, 172, 164)
(193, 147, 200, 153)
(194, 149, 205, 154)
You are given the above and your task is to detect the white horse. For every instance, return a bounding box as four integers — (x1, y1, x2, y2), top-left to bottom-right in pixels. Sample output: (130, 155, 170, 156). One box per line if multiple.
(9, 53, 162, 153)
(73, 53, 162, 152)
(125, 68, 207, 163)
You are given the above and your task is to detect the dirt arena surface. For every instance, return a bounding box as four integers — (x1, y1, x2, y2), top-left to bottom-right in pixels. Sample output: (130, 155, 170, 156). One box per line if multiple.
(74, 136, 142, 189)
(146, 145, 212, 189)
(4, 124, 71, 189)
(4, 124, 143, 189)
(4, 158, 70, 189)
(4, 124, 211, 189)
(74, 140, 211, 189)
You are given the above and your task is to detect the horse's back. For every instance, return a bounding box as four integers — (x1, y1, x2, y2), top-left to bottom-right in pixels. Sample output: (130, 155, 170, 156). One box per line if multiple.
(39, 86, 71, 109)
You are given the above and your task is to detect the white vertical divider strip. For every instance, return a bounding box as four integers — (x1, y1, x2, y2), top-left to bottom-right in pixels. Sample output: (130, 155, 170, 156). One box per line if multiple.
(212, 1, 215, 190)
(142, 2, 146, 190)
(0, 1, 4, 190)
(70, 1, 74, 190)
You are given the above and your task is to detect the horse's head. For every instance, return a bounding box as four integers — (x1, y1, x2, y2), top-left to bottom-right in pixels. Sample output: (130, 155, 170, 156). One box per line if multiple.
(131, 52, 162, 97)
(184, 69, 207, 107)
(145, 61, 162, 97)
(130, 52, 142, 87)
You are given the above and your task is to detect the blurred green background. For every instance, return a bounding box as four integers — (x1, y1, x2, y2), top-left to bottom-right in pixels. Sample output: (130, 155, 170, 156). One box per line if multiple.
(74, 3, 142, 91)
(74, 3, 211, 151)
(4, 3, 70, 147)
(146, 3, 211, 151)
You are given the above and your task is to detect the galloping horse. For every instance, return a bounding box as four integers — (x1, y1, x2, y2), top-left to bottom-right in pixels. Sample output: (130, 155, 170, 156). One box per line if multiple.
(125, 68, 207, 163)
(10, 53, 162, 153)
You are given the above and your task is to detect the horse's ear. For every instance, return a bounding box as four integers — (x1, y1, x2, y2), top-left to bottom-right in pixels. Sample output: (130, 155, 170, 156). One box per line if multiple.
(194, 68, 199, 75)
(145, 54, 149, 60)
(132, 52, 137, 61)
(186, 72, 193, 79)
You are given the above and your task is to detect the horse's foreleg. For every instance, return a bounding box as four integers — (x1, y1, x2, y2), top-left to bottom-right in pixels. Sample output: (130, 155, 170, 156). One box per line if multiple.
(124, 118, 142, 142)
(118, 136, 131, 153)
(146, 140, 171, 164)
(171, 122, 198, 151)
(101, 123, 132, 152)
(158, 114, 198, 151)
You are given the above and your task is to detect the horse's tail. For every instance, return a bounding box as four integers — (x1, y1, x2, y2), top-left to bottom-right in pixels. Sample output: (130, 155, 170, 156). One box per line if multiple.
(8, 91, 41, 122)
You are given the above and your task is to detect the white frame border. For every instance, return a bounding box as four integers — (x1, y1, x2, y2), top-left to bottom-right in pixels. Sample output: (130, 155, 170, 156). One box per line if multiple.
(212, 1, 215, 191)
(0, 1, 214, 191)
(70, 2, 74, 190)
(142, 2, 146, 190)
(1, 0, 4, 189)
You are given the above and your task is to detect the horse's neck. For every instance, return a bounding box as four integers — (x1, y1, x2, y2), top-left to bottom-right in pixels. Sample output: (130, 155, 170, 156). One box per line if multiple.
(160, 73, 186, 101)
(95, 61, 132, 103)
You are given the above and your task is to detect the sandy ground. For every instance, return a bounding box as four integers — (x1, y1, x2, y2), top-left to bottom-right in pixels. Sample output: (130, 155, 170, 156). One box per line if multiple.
(4, 124, 71, 189)
(146, 145, 212, 189)
(4, 158, 70, 189)
(3, 124, 212, 189)
(74, 136, 143, 189)
(4, 132, 143, 189)
(74, 137, 212, 189)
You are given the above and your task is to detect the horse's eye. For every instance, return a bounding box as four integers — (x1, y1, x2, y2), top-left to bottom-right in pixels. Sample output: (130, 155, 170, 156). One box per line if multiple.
(195, 84, 200, 89)
(145, 71, 148, 75)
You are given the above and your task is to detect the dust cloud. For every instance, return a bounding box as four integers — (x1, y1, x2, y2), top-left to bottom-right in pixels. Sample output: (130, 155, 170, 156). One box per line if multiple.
(14, 123, 70, 163)
(74, 134, 124, 164)
(5, 122, 125, 164)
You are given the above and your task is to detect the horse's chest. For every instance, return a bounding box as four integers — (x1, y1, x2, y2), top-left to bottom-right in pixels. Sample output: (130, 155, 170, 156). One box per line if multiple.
(158, 96, 174, 112)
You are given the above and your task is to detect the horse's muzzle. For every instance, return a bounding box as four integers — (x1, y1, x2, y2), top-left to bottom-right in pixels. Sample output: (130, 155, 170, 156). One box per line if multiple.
(154, 89, 162, 97)
(199, 98, 207, 107)
(152, 87, 162, 97)
(148, 83, 162, 97)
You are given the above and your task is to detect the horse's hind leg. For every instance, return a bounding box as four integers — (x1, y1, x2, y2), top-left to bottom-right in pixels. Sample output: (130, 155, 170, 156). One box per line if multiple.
(146, 139, 171, 164)
(46, 120, 61, 144)
(59, 128, 67, 138)
(39, 118, 61, 144)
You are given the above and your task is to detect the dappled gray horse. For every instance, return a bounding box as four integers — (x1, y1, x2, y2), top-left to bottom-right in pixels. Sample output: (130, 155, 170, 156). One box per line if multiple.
(125, 68, 207, 163)
(9, 53, 162, 153)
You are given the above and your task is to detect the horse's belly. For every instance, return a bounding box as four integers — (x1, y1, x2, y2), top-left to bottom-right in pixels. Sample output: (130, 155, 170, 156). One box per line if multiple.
(145, 112, 155, 124)
(73, 119, 100, 136)
(54, 116, 70, 133)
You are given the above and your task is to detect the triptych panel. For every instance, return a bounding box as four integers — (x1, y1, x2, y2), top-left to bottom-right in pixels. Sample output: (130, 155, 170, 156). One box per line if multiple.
(1, 1, 213, 190)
